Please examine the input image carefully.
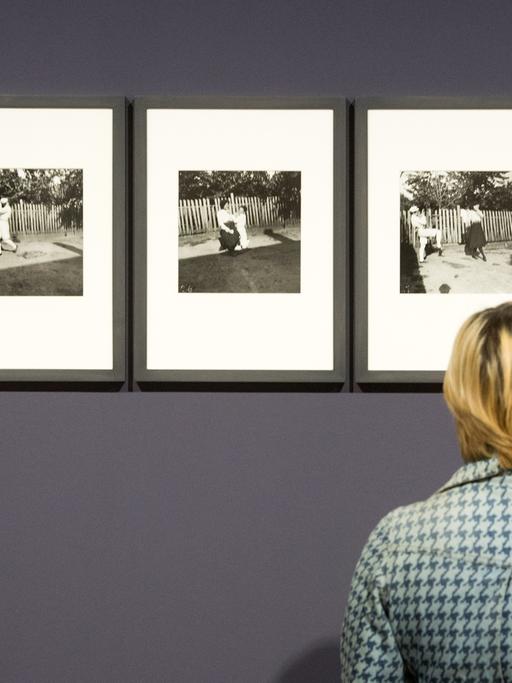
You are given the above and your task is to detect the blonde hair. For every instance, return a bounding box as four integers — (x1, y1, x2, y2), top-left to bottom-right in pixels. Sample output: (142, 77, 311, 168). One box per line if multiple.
(443, 302, 512, 468)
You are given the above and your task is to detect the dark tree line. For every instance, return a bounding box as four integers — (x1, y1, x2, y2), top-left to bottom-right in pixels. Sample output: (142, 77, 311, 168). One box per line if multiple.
(401, 171, 512, 212)
(179, 171, 301, 218)
(0, 168, 83, 229)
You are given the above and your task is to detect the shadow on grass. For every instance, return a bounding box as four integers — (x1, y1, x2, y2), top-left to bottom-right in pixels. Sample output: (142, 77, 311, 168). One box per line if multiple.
(179, 239, 300, 293)
(54, 242, 83, 256)
(400, 242, 426, 294)
(263, 228, 297, 244)
(0, 256, 83, 295)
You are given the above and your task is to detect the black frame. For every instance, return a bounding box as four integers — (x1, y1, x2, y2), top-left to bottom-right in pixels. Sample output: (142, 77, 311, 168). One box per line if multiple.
(133, 97, 348, 386)
(0, 96, 126, 384)
(354, 96, 512, 388)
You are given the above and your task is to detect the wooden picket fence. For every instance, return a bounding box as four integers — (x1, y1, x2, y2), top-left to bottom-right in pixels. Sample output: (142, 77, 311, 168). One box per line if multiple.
(179, 195, 297, 236)
(401, 206, 512, 245)
(9, 201, 82, 234)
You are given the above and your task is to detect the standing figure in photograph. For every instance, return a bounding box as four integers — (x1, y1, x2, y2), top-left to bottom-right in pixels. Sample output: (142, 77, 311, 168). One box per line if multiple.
(235, 205, 249, 249)
(466, 203, 487, 261)
(216, 199, 241, 254)
(460, 207, 472, 255)
(409, 205, 442, 263)
(0, 197, 17, 254)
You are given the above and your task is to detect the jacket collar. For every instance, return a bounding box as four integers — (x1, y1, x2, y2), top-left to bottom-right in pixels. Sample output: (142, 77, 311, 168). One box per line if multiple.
(436, 456, 505, 494)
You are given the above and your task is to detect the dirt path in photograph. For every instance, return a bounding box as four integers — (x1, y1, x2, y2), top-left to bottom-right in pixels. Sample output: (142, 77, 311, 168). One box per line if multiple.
(178, 225, 300, 259)
(401, 241, 512, 294)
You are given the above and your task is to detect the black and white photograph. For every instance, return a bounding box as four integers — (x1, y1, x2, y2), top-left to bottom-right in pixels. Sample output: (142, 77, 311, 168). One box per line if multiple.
(178, 171, 301, 293)
(355, 99, 512, 383)
(0, 97, 125, 381)
(0, 168, 83, 296)
(135, 99, 346, 382)
(401, 171, 512, 294)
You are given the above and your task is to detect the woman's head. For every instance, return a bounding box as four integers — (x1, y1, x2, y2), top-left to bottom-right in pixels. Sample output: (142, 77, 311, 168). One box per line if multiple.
(443, 302, 512, 468)
(220, 198, 229, 209)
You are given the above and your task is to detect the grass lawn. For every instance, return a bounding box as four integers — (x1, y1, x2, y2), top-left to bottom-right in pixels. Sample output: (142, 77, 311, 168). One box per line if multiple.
(179, 238, 300, 293)
(0, 233, 83, 295)
(0, 256, 83, 295)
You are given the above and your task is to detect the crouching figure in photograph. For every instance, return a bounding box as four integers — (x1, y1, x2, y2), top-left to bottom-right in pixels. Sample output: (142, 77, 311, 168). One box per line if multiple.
(409, 205, 442, 263)
(0, 197, 17, 254)
(340, 301, 512, 681)
(216, 199, 242, 254)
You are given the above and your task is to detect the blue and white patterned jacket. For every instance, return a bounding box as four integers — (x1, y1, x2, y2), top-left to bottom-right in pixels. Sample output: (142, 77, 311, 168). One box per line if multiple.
(341, 458, 512, 682)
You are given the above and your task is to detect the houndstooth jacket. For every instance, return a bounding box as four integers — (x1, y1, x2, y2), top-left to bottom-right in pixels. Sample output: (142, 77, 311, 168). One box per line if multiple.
(340, 457, 512, 682)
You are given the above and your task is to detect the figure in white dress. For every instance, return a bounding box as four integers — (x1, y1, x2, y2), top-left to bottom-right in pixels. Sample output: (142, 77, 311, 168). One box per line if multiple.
(409, 205, 442, 263)
(0, 197, 17, 254)
(235, 205, 249, 249)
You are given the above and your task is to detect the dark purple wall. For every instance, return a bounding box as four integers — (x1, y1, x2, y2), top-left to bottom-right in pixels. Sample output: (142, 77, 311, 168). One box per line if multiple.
(1, 1, 507, 681)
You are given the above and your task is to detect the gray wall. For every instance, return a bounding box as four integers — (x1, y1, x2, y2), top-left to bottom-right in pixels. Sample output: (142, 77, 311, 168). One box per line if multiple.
(1, 1, 508, 681)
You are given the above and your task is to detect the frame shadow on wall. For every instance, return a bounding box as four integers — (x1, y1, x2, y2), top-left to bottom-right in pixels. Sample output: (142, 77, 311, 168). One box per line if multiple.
(274, 639, 340, 682)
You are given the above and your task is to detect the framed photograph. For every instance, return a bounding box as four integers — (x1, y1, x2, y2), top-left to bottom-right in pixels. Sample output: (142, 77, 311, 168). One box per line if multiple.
(355, 97, 512, 386)
(134, 97, 347, 384)
(0, 97, 126, 383)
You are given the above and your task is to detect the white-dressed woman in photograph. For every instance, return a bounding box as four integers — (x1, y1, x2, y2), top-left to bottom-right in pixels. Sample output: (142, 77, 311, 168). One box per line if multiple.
(409, 205, 442, 263)
(0, 197, 17, 254)
(235, 205, 249, 249)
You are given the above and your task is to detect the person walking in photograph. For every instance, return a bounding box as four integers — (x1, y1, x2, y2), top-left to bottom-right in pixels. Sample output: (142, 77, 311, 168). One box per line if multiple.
(409, 205, 443, 263)
(400, 171, 511, 294)
(465, 203, 487, 261)
(0, 169, 83, 295)
(0, 197, 17, 254)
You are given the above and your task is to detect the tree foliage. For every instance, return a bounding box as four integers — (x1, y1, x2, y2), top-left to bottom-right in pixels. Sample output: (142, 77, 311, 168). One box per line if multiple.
(0, 168, 83, 230)
(401, 171, 512, 211)
(179, 170, 301, 217)
(269, 171, 301, 218)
